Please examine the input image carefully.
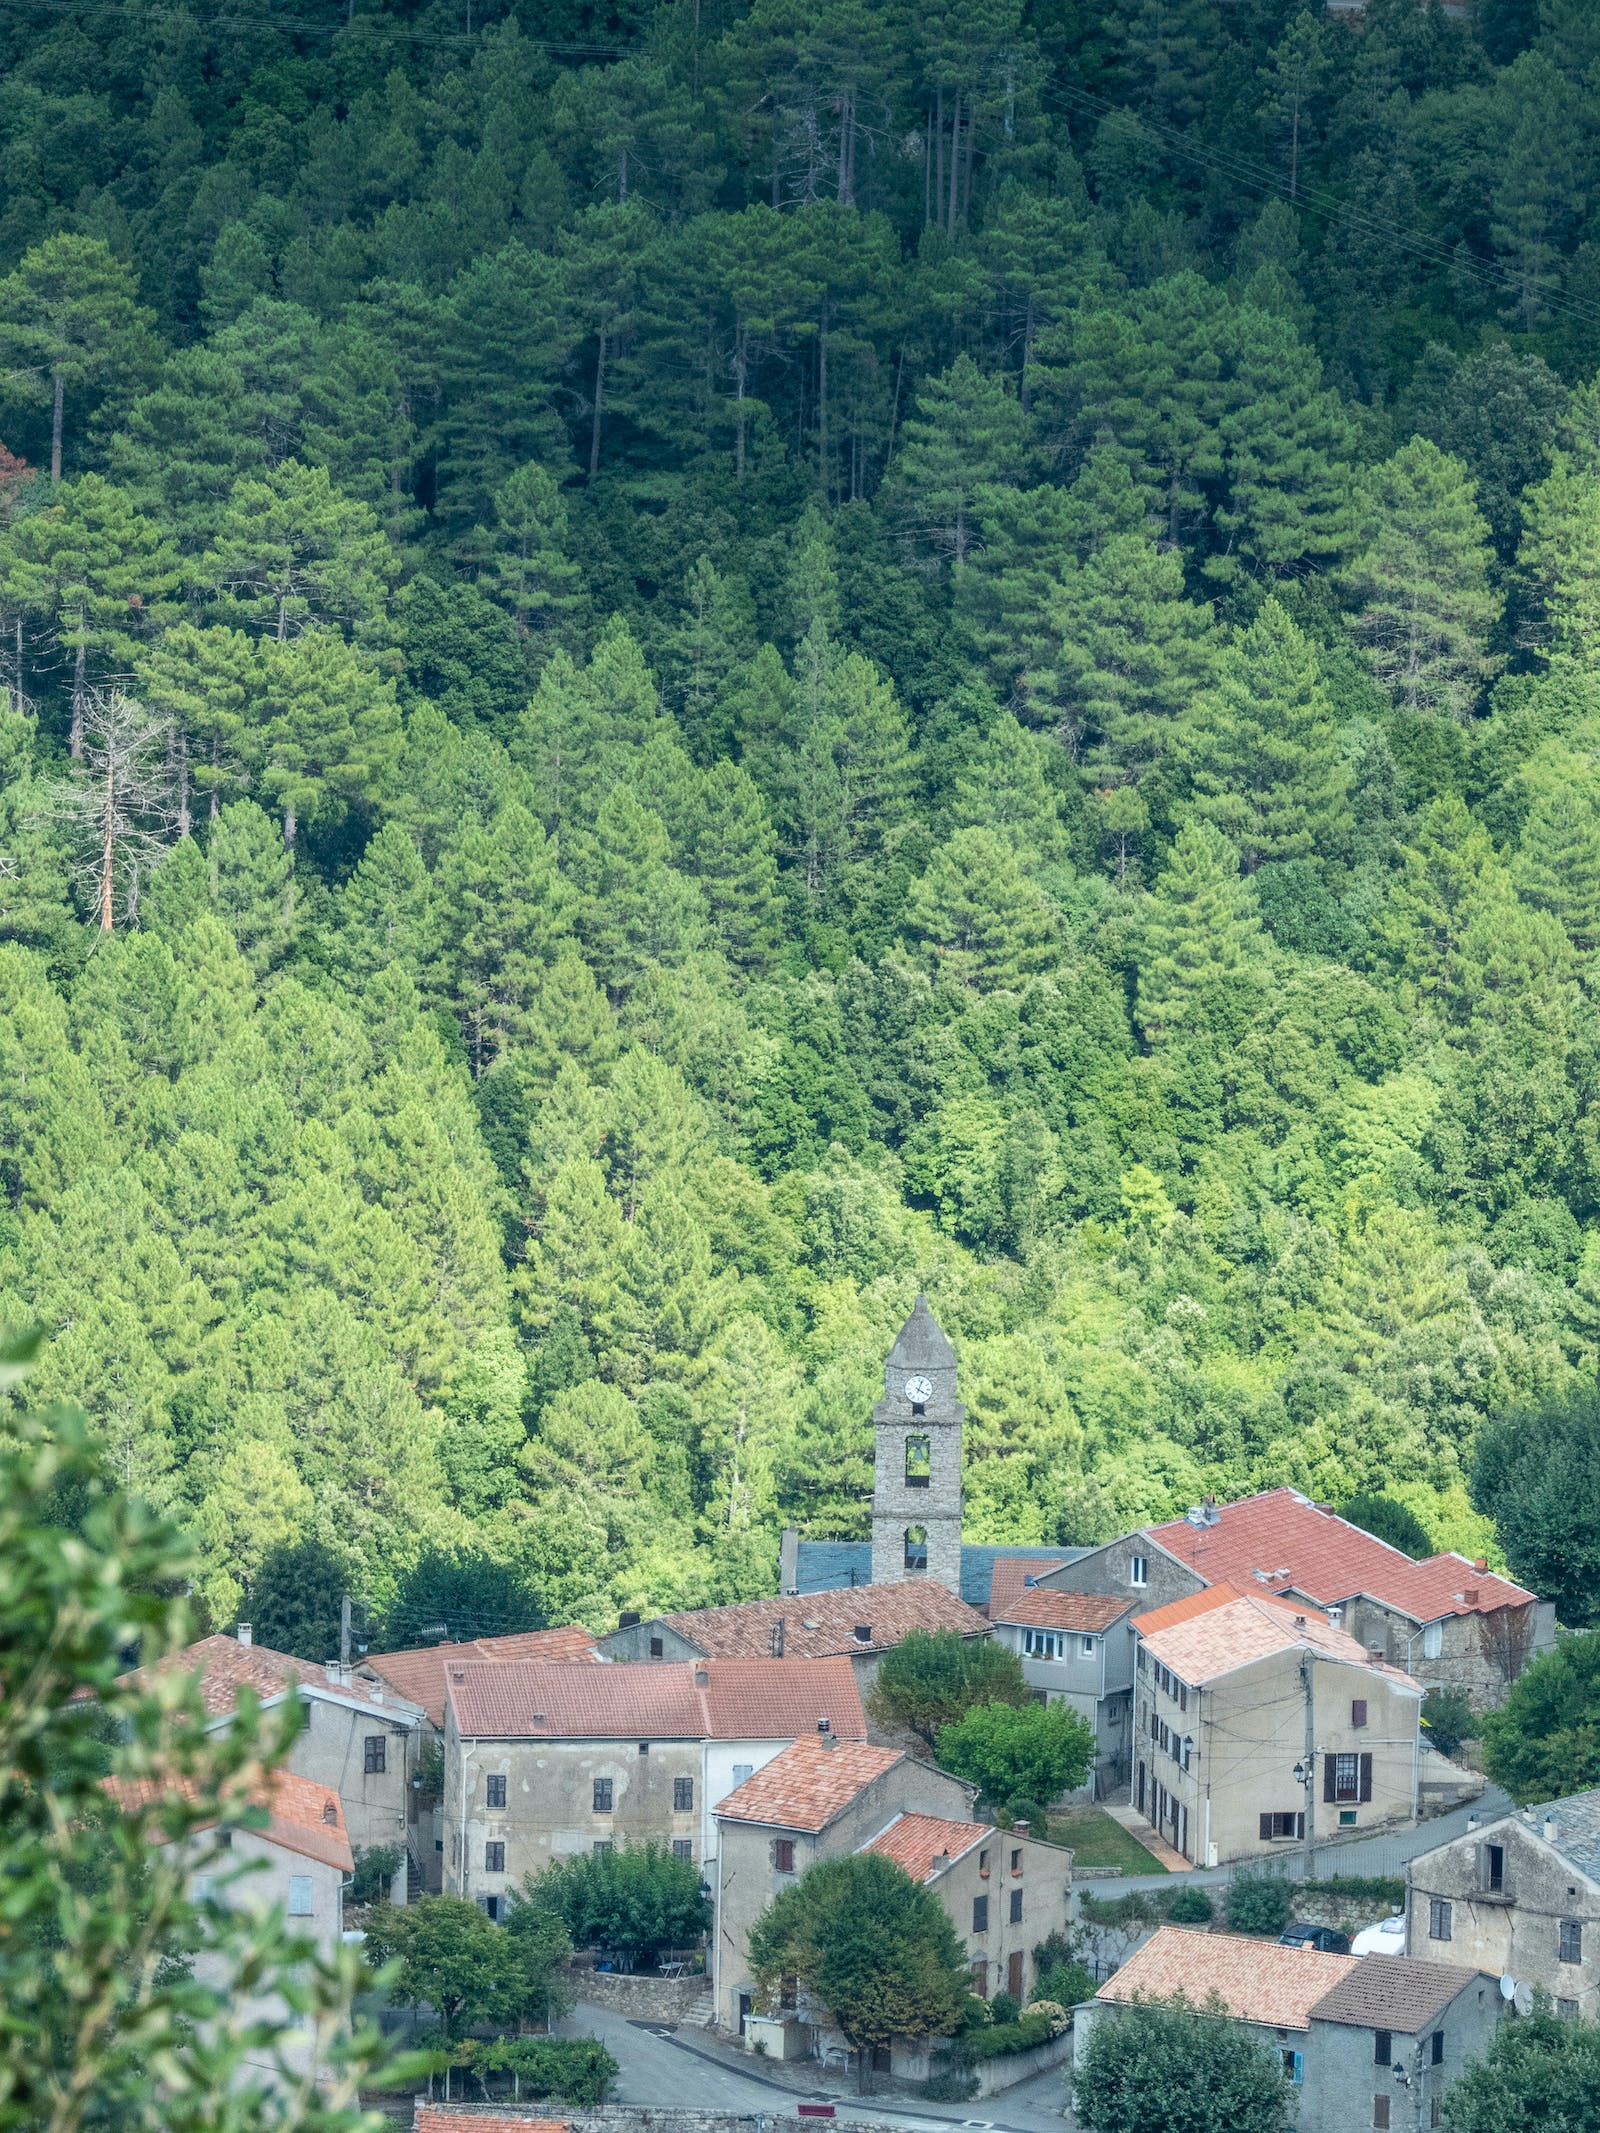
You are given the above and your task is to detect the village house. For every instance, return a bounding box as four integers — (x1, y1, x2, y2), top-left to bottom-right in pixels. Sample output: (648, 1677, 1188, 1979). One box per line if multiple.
(120, 1630, 424, 1899)
(1406, 1788, 1600, 2019)
(442, 1657, 866, 1916)
(985, 1557, 1140, 1797)
(710, 1735, 1071, 2079)
(1031, 1490, 1552, 1712)
(1076, 1928, 1499, 2133)
(1129, 1584, 1423, 1866)
(597, 1579, 991, 1714)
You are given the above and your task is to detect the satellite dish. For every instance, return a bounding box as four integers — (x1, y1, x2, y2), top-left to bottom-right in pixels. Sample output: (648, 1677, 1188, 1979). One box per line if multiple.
(1499, 1975, 1517, 2002)
(1514, 1982, 1535, 2017)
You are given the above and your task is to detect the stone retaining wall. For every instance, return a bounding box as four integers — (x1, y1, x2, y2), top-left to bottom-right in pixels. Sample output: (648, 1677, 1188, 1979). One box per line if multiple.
(412, 2108, 824, 2131)
(967, 2024, 1074, 2097)
(569, 1968, 710, 2021)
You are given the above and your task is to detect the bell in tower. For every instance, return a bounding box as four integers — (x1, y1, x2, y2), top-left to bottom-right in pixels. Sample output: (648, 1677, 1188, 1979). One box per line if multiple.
(870, 1294, 964, 1592)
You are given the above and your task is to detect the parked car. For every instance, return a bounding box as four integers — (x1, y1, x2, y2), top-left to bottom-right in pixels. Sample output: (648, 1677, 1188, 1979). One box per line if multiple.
(1351, 1914, 1407, 1958)
(1278, 1922, 1352, 1955)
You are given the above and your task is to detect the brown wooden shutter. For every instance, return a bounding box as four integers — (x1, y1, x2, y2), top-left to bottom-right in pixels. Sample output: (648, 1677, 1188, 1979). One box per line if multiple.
(1359, 1752, 1373, 1803)
(1351, 1699, 1368, 1729)
(1260, 1812, 1273, 1841)
(1324, 1755, 1337, 1803)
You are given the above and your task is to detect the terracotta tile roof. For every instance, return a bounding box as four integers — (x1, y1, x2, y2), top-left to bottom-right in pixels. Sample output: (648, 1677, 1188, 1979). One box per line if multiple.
(1309, 1955, 1481, 2034)
(1131, 1582, 1252, 1637)
(1149, 1489, 1535, 1621)
(105, 1768, 353, 1873)
(1136, 1587, 1421, 1691)
(863, 1811, 990, 1883)
(415, 2114, 571, 2133)
(363, 1627, 597, 1726)
(448, 1657, 867, 1743)
(122, 1634, 419, 1723)
(989, 1569, 1134, 1634)
(1096, 1927, 1358, 2029)
(646, 1579, 990, 1661)
(714, 1738, 904, 1832)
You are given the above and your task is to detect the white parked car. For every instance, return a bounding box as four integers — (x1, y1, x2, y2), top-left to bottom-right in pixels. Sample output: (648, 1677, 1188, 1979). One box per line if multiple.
(1351, 1914, 1406, 1958)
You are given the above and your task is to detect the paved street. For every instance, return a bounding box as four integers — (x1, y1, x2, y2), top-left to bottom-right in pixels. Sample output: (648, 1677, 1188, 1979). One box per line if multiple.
(558, 2000, 1069, 2132)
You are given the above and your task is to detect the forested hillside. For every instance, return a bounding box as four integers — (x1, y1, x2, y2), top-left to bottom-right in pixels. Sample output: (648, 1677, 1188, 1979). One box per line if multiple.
(1, 0, 1596, 1634)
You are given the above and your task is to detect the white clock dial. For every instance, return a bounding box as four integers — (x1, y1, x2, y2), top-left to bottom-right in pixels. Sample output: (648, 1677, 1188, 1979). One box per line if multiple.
(904, 1375, 934, 1404)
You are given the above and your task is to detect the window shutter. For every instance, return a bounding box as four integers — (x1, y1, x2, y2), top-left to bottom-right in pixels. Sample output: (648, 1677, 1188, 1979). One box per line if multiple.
(1260, 1812, 1273, 1841)
(1351, 1699, 1368, 1729)
(1295, 1812, 1305, 1840)
(1323, 1755, 1337, 1803)
(1359, 1753, 1373, 1803)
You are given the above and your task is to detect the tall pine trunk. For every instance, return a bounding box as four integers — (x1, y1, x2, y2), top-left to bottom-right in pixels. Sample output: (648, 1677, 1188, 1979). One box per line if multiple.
(946, 90, 961, 234)
(51, 370, 63, 486)
(590, 331, 607, 478)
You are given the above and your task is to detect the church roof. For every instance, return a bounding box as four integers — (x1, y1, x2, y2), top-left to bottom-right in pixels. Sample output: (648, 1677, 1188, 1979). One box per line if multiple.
(887, 1294, 956, 1374)
(793, 1541, 1089, 1610)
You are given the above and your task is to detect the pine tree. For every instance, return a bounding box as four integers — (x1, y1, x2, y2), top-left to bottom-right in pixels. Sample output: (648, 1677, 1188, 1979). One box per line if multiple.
(1341, 438, 1501, 722)
(573, 787, 706, 1002)
(202, 459, 397, 647)
(665, 556, 753, 761)
(249, 629, 404, 854)
(1512, 757, 1600, 954)
(207, 799, 294, 979)
(1187, 600, 1350, 871)
(892, 353, 1029, 574)
(904, 826, 1057, 991)
(691, 760, 782, 975)
(135, 621, 257, 828)
(338, 821, 438, 985)
(1137, 823, 1266, 1043)
(435, 801, 574, 1076)
(1518, 456, 1600, 672)
(473, 462, 585, 646)
(949, 712, 1068, 863)
(0, 233, 161, 483)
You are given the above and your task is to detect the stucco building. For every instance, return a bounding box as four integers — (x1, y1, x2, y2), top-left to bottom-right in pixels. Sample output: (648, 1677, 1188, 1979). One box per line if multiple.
(1130, 1583, 1423, 1866)
(986, 1557, 1139, 1797)
(1406, 1788, 1600, 2018)
(710, 1735, 1071, 2075)
(442, 1657, 866, 1916)
(1076, 1928, 1499, 2133)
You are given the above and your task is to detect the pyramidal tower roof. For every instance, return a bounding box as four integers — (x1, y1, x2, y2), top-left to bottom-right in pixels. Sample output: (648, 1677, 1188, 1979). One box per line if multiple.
(888, 1294, 956, 1374)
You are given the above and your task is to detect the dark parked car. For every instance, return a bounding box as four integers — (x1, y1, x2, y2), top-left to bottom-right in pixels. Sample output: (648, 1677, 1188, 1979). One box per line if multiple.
(1278, 1922, 1352, 1955)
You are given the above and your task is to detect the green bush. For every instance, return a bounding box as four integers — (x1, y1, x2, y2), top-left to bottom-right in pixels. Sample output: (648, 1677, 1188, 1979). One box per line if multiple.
(349, 1844, 403, 1906)
(1164, 1885, 1213, 1925)
(1225, 1872, 1292, 1937)
(1037, 1959, 1096, 2007)
(988, 1989, 1022, 2025)
(1297, 1876, 1404, 1908)
(951, 2011, 1055, 2064)
(1421, 1689, 1475, 1759)
(523, 1842, 710, 1964)
(458, 2036, 618, 2106)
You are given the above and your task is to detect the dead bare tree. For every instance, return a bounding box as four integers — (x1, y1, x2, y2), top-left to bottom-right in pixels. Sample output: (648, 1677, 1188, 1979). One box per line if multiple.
(46, 687, 173, 932)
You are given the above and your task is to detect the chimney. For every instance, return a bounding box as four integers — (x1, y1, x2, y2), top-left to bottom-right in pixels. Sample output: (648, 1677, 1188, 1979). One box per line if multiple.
(619, 1611, 641, 1630)
(1467, 1814, 1480, 1832)
(324, 1661, 340, 1684)
(694, 1667, 709, 1687)
(1545, 1819, 1559, 1844)
(1294, 1614, 1307, 1628)
(1326, 1606, 1343, 1629)
(770, 1617, 786, 1658)
(1368, 1644, 1385, 1666)
(779, 1525, 801, 1597)
(817, 1718, 835, 1744)
(1473, 1558, 1488, 1574)
(1463, 1586, 1480, 1607)
(853, 1624, 872, 1644)
(322, 1798, 338, 1825)
(236, 1623, 253, 1647)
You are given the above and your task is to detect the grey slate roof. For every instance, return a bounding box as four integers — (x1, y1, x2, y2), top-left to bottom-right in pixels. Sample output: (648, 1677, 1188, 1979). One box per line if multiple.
(1309, 1955, 1481, 2034)
(1519, 1786, 1600, 1883)
(794, 1539, 1088, 1610)
(888, 1294, 957, 1373)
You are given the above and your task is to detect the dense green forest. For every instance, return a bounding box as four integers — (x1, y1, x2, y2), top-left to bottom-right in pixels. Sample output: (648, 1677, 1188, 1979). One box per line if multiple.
(2, 0, 1598, 1634)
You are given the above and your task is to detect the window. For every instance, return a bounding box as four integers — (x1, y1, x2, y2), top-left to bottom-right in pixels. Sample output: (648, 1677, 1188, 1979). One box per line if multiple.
(593, 1839, 613, 1855)
(905, 1433, 930, 1487)
(672, 1839, 693, 1861)
(674, 1776, 694, 1812)
(1373, 2031, 1391, 2067)
(1009, 1888, 1023, 1924)
(648, 1636, 664, 1658)
(979, 1848, 990, 1874)
(972, 1895, 989, 1933)
(1486, 1843, 1505, 1892)
(732, 1762, 753, 1786)
(1332, 1753, 1360, 1802)
(1082, 1636, 1097, 1658)
(1351, 1699, 1368, 1729)
(1024, 1628, 1062, 1660)
(1259, 1812, 1303, 1840)
(1340, 1810, 1358, 1826)
(1373, 2098, 1391, 2130)
(593, 1778, 614, 1813)
(1431, 2031, 1444, 2067)
(485, 1841, 505, 1873)
(483, 1894, 502, 1922)
(486, 1774, 506, 1809)
(1010, 1849, 1022, 1873)
(1429, 1898, 1452, 1942)
(904, 1525, 928, 1571)
(1281, 2051, 1302, 2086)
(1561, 1919, 1584, 1964)
(287, 1875, 312, 1917)
(638, 1741, 649, 1755)
(1558, 1997, 1580, 2020)
(1423, 1621, 1443, 1660)
(1130, 1554, 1148, 1587)
(773, 1839, 795, 1873)
(363, 1735, 386, 1775)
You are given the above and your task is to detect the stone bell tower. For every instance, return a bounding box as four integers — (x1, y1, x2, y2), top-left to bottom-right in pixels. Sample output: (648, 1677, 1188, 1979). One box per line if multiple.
(870, 1295, 963, 1592)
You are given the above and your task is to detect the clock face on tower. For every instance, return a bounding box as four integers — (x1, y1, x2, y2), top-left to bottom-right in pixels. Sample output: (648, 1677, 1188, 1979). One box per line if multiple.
(904, 1374, 934, 1404)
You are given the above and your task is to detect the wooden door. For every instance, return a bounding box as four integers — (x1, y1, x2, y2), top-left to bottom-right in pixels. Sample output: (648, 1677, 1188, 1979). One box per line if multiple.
(1007, 1950, 1024, 2000)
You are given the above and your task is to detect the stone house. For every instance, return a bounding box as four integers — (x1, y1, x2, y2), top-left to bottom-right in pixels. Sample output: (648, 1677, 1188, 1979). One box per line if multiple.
(710, 1735, 1071, 2076)
(122, 1630, 423, 1900)
(1032, 1490, 1552, 1712)
(1076, 1928, 1498, 2133)
(1406, 1788, 1600, 2018)
(597, 1579, 992, 1718)
(1130, 1584, 1422, 1866)
(985, 1558, 1139, 1798)
(442, 1658, 866, 1917)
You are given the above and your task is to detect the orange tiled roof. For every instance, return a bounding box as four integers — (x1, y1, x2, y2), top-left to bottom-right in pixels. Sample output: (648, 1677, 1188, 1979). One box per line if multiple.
(988, 1558, 1069, 1621)
(122, 1634, 418, 1724)
(448, 1657, 867, 1743)
(714, 1738, 904, 1832)
(105, 1767, 353, 1873)
(1096, 1926, 1358, 2029)
(1149, 1489, 1534, 1621)
(864, 1810, 990, 1883)
(1136, 1587, 1420, 1690)
(991, 1583, 1134, 1634)
(650, 1580, 990, 1660)
(363, 1627, 598, 1726)
(1131, 1582, 1251, 1637)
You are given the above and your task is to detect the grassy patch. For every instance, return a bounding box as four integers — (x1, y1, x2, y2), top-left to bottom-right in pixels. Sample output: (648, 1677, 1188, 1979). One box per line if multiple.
(1048, 1808, 1169, 1877)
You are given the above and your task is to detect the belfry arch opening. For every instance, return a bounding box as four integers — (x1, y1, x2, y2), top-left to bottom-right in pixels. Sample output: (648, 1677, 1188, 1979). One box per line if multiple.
(905, 1433, 930, 1488)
